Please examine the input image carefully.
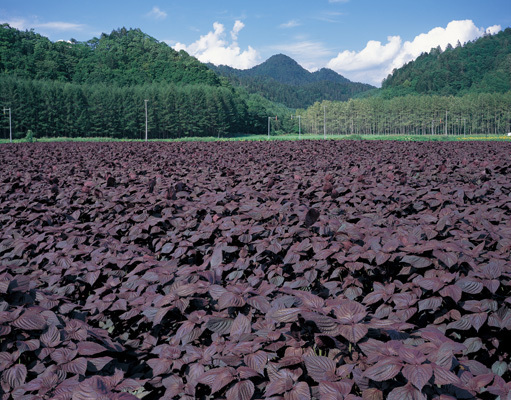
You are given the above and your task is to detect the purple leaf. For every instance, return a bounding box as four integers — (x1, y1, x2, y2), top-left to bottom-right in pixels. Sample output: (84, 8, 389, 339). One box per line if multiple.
(270, 307, 301, 323)
(77, 341, 108, 356)
(244, 350, 268, 375)
(147, 358, 172, 376)
(218, 292, 245, 310)
(301, 312, 339, 335)
(402, 363, 433, 391)
(338, 323, 368, 343)
(334, 300, 367, 324)
(198, 367, 235, 394)
(12, 310, 46, 331)
(50, 348, 78, 365)
(61, 357, 88, 375)
(87, 357, 113, 372)
(401, 255, 432, 269)
(226, 380, 255, 400)
(456, 278, 483, 294)
(362, 388, 384, 400)
(387, 383, 427, 400)
(265, 376, 294, 397)
(439, 285, 462, 303)
(230, 313, 251, 337)
(40, 325, 61, 348)
(418, 297, 442, 312)
(3, 364, 27, 389)
(72, 376, 109, 400)
(319, 380, 353, 399)
(432, 364, 461, 386)
(398, 347, 426, 364)
(210, 244, 224, 268)
(206, 317, 233, 335)
(304, 355, 337, 382)
(364, 358, 402, 381)
(284, 381, 311, 400)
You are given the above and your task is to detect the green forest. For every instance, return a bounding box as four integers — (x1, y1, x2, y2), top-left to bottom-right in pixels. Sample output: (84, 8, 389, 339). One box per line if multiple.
(209, 54, 374, 109)
(379, 27, 511, 97)
(296, 28, 511, 136)
(0, 25, 290, 139)
(1, 23, 510, 140)
(297, 93, 511, 136)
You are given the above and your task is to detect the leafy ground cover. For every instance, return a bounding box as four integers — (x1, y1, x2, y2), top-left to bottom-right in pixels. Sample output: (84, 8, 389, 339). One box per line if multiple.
(0, 140, 510, 399)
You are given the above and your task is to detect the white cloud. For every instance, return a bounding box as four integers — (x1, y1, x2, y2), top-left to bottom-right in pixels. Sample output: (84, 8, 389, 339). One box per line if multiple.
(173, 21, 260, 69)
(35, 22, 85, 31)
(1, 18, 84, 32)
(231, 20, 244, 41)
(486, 25, 501, 35)
(327, 20, 502, 86)
(1, 18, 28, 30)
(268, 40, 333, 71)
(280, 20, 301, 29)
(315, 11, 344, 23)
(146, 6, 167, 20)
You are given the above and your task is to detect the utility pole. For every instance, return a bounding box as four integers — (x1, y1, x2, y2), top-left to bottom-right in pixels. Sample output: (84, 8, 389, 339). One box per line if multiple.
(291, 115, 301, 139)
(268, 116, 277, 139)
(323, 105, 326, 139)
(3, 107, 12, 143)
(144, 99, 148, 142)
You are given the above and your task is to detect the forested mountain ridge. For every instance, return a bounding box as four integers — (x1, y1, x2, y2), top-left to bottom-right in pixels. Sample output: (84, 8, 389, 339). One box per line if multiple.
(0, 24, 220, 86)
(211, 54, 351, 85)
(208, 54, 374, 108)
(381, 27, 511, 96)
(0, 25, 292, 139)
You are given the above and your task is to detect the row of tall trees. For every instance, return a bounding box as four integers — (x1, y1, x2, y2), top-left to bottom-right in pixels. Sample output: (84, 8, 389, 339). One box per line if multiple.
(0, 75, 292, 139)
(297, 93, 511, 136)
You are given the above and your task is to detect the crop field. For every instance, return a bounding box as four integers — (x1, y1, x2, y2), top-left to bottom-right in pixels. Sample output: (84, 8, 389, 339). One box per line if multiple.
(1, 140, 510, 399)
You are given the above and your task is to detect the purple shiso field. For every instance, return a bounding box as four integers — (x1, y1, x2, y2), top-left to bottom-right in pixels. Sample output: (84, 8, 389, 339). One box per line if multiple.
(0, 140, 510, 400)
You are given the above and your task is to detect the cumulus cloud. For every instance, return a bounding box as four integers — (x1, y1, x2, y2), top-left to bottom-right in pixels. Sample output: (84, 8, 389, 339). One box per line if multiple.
(146, 6, 167, 20)
(327, 20, 502, 86)
(173, 21, 260, 69)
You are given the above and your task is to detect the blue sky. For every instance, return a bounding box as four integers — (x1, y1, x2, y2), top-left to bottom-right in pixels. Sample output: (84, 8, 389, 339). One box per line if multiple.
(1, 0, 509, 86)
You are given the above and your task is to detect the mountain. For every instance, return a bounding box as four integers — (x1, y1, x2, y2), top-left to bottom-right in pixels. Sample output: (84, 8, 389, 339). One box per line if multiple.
(0, 25, 292, 139)
(381, 27, 511, 96)
(208, 54, 374, 108)
(0, 25, 220, 86)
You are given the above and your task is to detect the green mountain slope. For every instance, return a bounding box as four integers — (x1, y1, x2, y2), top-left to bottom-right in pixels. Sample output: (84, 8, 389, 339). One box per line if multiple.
(381, 27, 511, 96)
(0, 25, 220, 86)
(208, 54, 374, 108)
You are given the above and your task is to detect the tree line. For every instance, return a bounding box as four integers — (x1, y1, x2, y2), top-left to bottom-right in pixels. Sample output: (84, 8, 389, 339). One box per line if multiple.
(0, 25, 293, 139)
(297, 93, 511, 136)
(0, 75, 293, 139)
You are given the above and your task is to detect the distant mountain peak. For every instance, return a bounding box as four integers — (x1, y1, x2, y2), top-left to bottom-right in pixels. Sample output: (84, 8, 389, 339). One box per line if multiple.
(208, 53, 374, 108)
